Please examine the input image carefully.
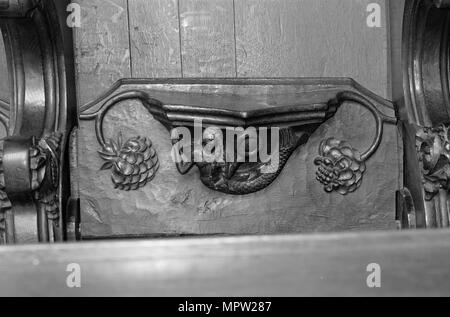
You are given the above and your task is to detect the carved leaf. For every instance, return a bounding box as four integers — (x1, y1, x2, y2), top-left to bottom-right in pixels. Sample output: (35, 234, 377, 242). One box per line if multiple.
(100, 161, 114, 171)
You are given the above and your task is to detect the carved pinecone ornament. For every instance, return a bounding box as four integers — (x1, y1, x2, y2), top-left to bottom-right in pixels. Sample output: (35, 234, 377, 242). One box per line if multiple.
(99, 134, 159, 190)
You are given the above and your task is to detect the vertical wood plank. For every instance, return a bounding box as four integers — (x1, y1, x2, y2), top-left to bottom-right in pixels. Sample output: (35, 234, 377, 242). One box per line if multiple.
(235, 0, 390, 98)
(73, 0, 131, 106)
(389, 0, 405, 103)
(128, 0, 182, 78)
(179, 0, 236, 77)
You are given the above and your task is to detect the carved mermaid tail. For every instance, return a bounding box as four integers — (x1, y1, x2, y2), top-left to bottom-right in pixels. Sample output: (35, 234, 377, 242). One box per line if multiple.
(196, 128, 301, 195)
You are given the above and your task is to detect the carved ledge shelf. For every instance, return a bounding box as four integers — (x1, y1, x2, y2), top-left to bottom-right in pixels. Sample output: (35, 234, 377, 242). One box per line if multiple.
(80, 78, 396, 196)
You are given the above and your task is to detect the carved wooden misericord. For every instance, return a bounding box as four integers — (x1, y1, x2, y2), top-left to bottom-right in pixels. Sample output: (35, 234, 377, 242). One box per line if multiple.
(1, 0, 449, 242)
(79, 79, 396, 196)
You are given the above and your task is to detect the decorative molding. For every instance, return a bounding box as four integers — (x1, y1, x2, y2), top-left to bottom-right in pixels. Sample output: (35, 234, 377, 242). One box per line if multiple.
(416, 125, 450, 201)
(0, 99, 9, 134)
(34, 133, 62, 223)
(80, 79, 396, 195)
(398, 0, 450, 229)
(0, 0, 78, 243)
(402, 0, 450, 126)
(0, 133, 62, 243)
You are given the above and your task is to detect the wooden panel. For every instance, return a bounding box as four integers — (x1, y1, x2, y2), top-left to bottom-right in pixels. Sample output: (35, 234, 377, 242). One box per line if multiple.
(179, 0, 236, 77)
(235, 0, 390, 98)
(128, 0, 182, 78)
(78, 96, 399, 238)
(1, 230, 450, 296)
(389, 0, 405, 103)
(73, 0, 131, 106)
(75, 1, 402, 238)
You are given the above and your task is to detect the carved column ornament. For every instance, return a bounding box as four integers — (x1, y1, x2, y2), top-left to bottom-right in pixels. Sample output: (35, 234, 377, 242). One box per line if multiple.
(0, 0, 78, 244)
(417, 125, 450, 201)
(397, 0, 450, 229)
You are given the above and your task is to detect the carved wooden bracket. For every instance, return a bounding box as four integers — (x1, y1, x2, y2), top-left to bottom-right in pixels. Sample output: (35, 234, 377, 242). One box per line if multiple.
(80, 78, 396, 196)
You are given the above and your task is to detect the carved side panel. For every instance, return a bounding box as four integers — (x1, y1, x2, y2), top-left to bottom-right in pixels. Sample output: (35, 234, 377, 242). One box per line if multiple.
(0, 0, 78, 244)
(75, 0, 400, 238)
(78, 89, 400, 238)
(396, 0, 450, 229)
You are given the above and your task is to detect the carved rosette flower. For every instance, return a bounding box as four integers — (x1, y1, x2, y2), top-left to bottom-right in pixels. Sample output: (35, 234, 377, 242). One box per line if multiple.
(99, 134, 159, 191)
(314, 138, 366, 195)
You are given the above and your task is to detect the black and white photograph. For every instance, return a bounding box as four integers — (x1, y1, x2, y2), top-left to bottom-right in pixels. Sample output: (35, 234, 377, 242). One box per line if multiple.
(0, 0, 448, 299)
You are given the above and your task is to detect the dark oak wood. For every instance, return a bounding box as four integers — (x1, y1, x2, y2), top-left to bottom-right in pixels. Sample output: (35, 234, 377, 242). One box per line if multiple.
(235, 0, 390, 98)
(0, 1, 405, 240)
(76, 0, 391, 105)
(73, 0, 131, 106)
(389, 0, 405, 104)
(77, 77, 400, 237)
(128, 0, 182, 78)
(179, 0, 236, 77)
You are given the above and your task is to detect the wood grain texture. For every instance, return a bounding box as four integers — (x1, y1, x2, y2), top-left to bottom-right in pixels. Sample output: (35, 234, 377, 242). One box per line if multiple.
(389, 0, 405, 103)
(235, 0, 390, 98)
(1, 230, 450, 296)
(179, 0, 236, 77)
(128, 0, 182, 78)
(73, 0, 131, 106)
(78, 94, 400, 238)
(75, 1, 402, 237)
